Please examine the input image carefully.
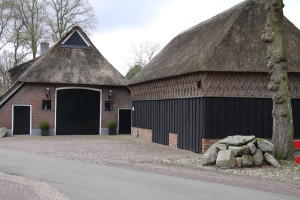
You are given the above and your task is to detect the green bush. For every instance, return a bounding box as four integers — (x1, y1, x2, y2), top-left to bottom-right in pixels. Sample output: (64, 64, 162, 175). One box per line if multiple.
(107, 121, 117, 129)
(39, 121, 49, 130)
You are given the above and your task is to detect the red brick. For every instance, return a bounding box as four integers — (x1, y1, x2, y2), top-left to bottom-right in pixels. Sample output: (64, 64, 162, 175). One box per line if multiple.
(169, 133, 177, 148)
(0, 83, 131, 132)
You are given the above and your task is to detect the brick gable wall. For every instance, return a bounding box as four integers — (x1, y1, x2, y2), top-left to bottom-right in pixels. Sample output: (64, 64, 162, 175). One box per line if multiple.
(0, 83, 131, 133)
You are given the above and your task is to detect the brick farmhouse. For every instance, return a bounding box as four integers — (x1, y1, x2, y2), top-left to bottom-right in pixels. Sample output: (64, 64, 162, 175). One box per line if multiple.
(0, 26, 131, 136)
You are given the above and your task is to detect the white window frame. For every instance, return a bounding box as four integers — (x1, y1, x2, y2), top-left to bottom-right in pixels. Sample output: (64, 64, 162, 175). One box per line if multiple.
(12, 105, 32, 135)
(61, 30, 91, 47)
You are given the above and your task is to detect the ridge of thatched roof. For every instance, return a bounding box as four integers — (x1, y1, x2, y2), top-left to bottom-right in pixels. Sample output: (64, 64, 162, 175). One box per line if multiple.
(128, 0, 300, 85)
(18, 26, 127, 86)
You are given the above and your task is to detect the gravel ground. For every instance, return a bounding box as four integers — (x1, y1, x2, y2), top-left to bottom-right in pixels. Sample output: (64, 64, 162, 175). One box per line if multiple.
(0, 135, 299, 197)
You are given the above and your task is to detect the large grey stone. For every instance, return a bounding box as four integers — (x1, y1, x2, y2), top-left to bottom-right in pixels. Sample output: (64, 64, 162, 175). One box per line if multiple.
(257, 139, 274, 152)
(216, 150, 236, 169)
(264, 153, 281, 168)
(228, 145, 250, 156)
(216, 144, 227, 151)
(0, 127, 8, 138)
(235, 157, 242, 168)
(241, 155, 254, 167)
(203, 142, 222, 166)
(218, 135, 255, 146)
(247, 143, 257, 155)
(253, 149, 264, 166)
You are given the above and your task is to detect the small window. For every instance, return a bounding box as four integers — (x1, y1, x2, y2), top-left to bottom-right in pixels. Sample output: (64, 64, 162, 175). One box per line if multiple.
(197, 80, 201, 89)
(42, 100, 51, 110)
(105, 101, 113, 111)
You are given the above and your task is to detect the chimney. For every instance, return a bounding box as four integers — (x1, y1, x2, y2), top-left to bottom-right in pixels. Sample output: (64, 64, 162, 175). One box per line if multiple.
(40, 42, 49, 55)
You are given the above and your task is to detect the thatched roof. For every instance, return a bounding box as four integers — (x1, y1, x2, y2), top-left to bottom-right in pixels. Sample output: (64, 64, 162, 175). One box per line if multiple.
(17, 26, 127, 86)
(129, 0, 300, 85)
(9, 58, 38, 84)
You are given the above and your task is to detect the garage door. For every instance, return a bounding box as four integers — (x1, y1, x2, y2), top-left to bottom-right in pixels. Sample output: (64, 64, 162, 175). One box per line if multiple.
(56, 89, 100, 135)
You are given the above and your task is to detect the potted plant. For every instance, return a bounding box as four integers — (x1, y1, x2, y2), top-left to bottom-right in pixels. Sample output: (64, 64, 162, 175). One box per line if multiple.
(107, 121, 117, 135)
(39, 121, 50, 136)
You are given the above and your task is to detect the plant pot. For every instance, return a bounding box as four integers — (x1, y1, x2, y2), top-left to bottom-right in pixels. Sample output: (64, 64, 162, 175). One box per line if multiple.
(108, 129, 116, 135)
(41, 129, 49, 136)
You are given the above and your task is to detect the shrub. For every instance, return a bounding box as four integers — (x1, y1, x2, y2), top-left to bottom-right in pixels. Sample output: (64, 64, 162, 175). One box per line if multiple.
(39, 121, 49, 130)
(107, 121, 117, 129)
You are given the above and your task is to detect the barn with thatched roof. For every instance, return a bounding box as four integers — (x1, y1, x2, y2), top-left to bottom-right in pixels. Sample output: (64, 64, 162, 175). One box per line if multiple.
(0, 26, 132, 136)
(128, 0, 300, 153)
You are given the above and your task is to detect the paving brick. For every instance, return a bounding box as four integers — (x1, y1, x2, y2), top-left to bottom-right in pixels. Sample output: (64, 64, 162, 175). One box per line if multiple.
(0, 172, 69, 200)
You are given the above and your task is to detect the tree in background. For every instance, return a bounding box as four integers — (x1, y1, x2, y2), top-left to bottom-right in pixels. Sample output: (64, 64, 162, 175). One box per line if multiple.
(125, 41, 161, 80)
(261, 0, 294, 159)
(16, 0, 47, 59)
(125, 64, 142, 80)
(0, 0, 13, 51)
(47, 0, 97, 42)
(0, 0, 96, 94)
(0, 51, 14, 94)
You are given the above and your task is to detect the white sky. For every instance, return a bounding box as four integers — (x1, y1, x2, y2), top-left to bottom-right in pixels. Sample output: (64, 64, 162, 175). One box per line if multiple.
(89, 0, 300, 75)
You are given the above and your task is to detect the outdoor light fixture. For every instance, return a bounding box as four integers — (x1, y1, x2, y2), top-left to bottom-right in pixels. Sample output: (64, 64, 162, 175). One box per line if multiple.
(108, 89, 113, 100)
(45, 87, 50, 98)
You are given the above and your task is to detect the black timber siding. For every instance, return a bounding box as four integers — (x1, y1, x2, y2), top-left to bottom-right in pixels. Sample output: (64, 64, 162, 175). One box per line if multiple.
(133, 98, 204, 153)
(133, 98, 300, 153)
(203, 98, 273, 138)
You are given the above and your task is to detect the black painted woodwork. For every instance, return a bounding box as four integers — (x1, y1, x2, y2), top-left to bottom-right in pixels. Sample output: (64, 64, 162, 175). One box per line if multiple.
(118, 109, 132, 134)
(42, 100, 51, 110)
(60, 31, 92, 49)
(64, 31, 88, 46)
(13, 106, 30, 135)
(56, 89, 100, 135)
(133, 98, 300, 153)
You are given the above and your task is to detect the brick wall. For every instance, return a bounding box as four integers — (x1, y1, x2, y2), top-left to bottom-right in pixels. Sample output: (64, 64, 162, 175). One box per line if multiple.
(101, 86, 131, 128)
(0, 83, 131, 133)
(132, 127, 152, 141)
(0, 83, 56, 129)
(202, 138, 220, 153)
(169, 133, 177, 148)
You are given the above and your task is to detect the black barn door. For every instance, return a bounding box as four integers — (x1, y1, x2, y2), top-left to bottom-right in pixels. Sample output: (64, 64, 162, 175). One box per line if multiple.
(13, 106, 30, 135)
(56, 89, 100, 135)
(119, 109, 131, 134)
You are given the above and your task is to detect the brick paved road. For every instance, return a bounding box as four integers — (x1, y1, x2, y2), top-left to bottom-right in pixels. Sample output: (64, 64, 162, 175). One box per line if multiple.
(0, 172, 69, 200)
(0, 179, 40, 200)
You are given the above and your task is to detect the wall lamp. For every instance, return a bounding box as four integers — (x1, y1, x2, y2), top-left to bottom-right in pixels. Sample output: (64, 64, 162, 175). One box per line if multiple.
(108, 89, 113, 100)
(45, 87, 50, 98)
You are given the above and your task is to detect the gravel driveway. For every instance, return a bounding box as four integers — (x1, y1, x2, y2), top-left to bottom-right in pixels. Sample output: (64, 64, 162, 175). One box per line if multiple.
(0, 135, 299, 197)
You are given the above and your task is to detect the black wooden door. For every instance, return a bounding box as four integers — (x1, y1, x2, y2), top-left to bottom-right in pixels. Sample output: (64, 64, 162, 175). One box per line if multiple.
(119, 109, 131, 134)
(13, 106, 30, 135)
(56, 89, 100, 135)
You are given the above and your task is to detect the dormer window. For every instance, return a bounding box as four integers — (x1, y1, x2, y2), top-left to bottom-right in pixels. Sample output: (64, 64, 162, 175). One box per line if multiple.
(60, 30, 92, 49)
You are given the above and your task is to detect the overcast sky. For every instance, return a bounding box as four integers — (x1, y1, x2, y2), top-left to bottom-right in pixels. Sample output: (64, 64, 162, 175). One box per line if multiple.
(89, 0, 300, 75)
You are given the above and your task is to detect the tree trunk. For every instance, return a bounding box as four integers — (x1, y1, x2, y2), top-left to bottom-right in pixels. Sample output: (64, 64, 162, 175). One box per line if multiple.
(261, 0, 294, 160)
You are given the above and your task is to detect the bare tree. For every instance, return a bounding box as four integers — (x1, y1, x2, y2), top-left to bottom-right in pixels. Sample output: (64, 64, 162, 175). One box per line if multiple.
(8, 2, 31, 67)
(126, 41, 161, 80)
(0, 51, 14, 95)
(16, 0, 47, 58)
(131, 41, 161, 67)
(261, 0, 294, 159)
(0, 0, 13, 50)
(47, 0, 97, 42)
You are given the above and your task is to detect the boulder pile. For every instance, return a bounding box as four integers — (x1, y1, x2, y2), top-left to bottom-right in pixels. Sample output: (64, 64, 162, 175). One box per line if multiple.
(203, 135, 281, 168)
